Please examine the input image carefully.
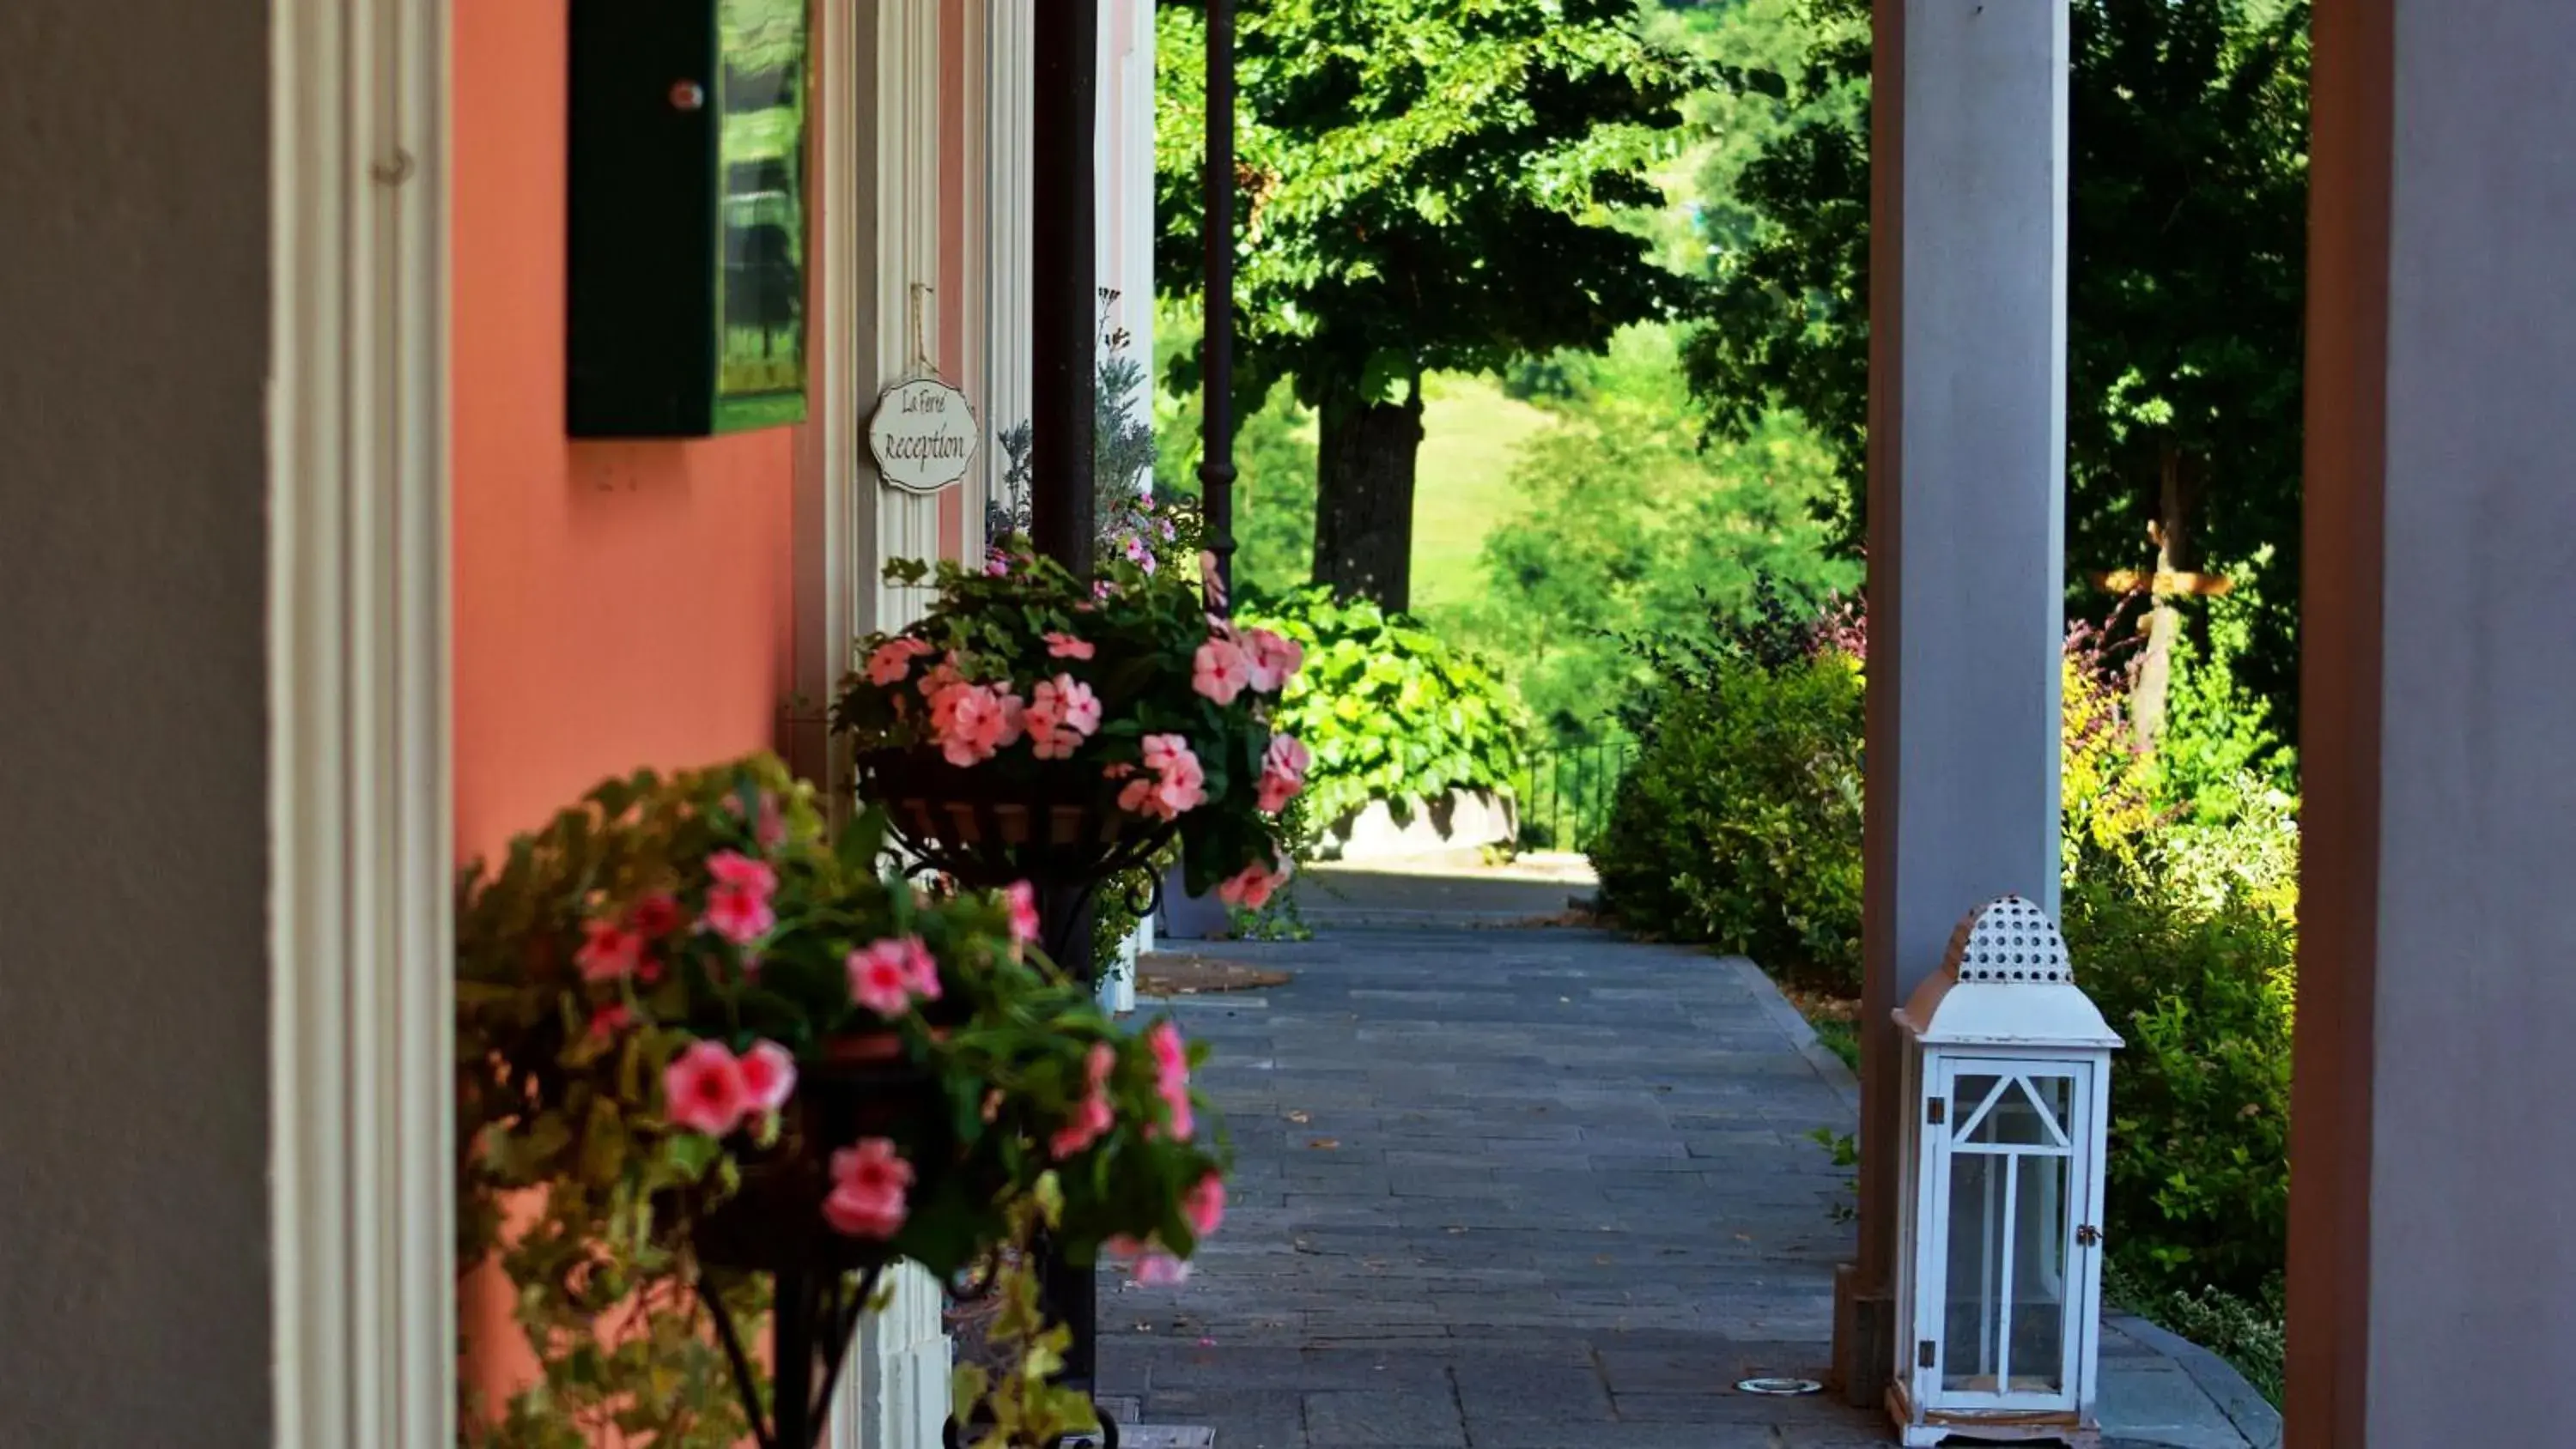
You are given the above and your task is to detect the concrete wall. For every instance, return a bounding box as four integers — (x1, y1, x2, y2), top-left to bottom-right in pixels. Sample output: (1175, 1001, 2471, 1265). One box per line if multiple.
(2292, 3, 2576, 1443)
(0, 0, 272, 1442)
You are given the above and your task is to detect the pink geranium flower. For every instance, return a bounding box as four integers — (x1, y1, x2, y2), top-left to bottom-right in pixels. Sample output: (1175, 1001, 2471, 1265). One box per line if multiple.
(1044, 632, 1097, 661)
(663, 1040, 750, 1137)
(848, 940, 933, 1017)
(1185, 1173, 1227, 1239)
(1027, 676, 1103, 760)
(934, 682, 1027, 767)
(1005, 882, 1042, 950)
(1105, 1237, 1191, 1286)
(1148, 1021, 1195, 1139)
(823, 1138, 914, 1239)
(1191, 637, 1252, 706)
(1243, 628, 1305, 694)
(702, 882, 775, 945)
(738, 1040, 799, 1114)
(576, 919, 646, 982)
(1218, 860, 1292, 911)
(1048, 1044, 1121, 1159)
(866, 636, 934, 686)
(1256, 732, 1312, 813)
(586, 1003, 634, 1042)
(707, 852, 777, 894)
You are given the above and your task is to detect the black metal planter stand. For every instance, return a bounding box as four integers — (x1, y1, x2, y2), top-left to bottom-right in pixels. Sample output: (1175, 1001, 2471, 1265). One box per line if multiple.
(698, 1261, 886, 1449)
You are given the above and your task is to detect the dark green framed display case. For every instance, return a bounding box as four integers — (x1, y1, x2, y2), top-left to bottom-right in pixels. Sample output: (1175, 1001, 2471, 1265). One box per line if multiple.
(568, 0, 811, 437)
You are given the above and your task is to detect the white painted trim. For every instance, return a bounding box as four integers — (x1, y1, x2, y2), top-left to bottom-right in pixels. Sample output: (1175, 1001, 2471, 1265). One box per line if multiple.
(985, 0, 1035, 524)
(875, 0, 946, 628)
(268, 0, 453, 1440)
(957, 0, 993, 564)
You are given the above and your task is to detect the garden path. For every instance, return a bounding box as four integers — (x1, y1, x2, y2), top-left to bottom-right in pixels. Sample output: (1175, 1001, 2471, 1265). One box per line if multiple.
(1095, 870, 2279, 1449)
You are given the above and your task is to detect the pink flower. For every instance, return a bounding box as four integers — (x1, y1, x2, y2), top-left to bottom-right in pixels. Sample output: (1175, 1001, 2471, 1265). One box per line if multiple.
(933, 682, 1026, 767)
(1027, 676, 1103, 760)
(1149, 1022, 1195, 1139)
(1049, 1095, 1116, 1159)
(1157, 748, 1208, 816)
(1005, 882, 1042, 949)
(1185, 1173, 1227, 1239)
(866, 636, 934, 686)
(629, 892, 683, 938)
(708, 852, 777, 894)
(1199, 552, 1230, 610)
(702, 883, 775, 945)
(1243, 628, 1305, 694)
(576, 919, 646, 982)
(823, 1138, 914, 1240)
(756, 793, 787, 849)
(1218, 860, 1293, 911)
(586, 1003, 634, 1041)
(1191, 637, 1252, 706)
(848, 940, 932, 1017)
(738, 1040, 798, 1114)
(916, 652, 965, 702)
(1123, 535, 1156, 572)
(663, 1040, 750, 1137)
(1044, 632, 1097, 661)
(1257, 732, 1312, 813)
(1108, 1239, 1190, 1287)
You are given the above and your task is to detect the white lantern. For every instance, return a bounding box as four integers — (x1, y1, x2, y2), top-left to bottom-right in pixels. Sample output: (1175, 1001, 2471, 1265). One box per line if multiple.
(1889, 896, 2121, 1447)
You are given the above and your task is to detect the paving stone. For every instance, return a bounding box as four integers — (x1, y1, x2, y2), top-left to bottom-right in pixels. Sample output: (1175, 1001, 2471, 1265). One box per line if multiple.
(1092, 913, 2267, 1449)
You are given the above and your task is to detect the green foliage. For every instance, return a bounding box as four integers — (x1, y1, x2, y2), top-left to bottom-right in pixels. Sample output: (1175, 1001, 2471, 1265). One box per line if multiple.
(1594, 595, 2295, 1317)
(456, 758, 1226, 1446)
(1472, 324, 1857, 739)
(1590, 634, 1865, 987)
(1241, 586, 1528, 834)
(1684, 0, 2312, 724)
(1153, 300, 1322, 598)
(1158, 0, 1710, 413)
(2066, 834, 2295, 1305)
(2105, 1259, 2287, 1408)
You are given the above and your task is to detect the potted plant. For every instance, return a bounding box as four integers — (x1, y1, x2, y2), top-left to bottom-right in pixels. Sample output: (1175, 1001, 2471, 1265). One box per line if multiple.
(457, 755, 1226, 1449)
(830, 547, 1309, 937)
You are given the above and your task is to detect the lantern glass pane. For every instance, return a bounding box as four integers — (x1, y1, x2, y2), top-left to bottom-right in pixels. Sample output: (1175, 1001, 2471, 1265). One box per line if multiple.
(1941, 1152, 2003, 1391)
(2008, 1152, 2072, 1393)
(1963, 1076, 2070, 1148)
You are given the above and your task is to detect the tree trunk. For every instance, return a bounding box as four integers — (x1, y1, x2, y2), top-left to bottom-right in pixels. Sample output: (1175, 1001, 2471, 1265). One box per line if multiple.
(1313, 380, 1426, 610)
(2129, 443, 2199, 751)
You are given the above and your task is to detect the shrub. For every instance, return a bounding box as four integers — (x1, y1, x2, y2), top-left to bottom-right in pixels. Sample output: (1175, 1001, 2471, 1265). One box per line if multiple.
(1592, 645, 1866, 988)
(2067, 836, 2295, 1305)
(1240, 586, 1528, 837)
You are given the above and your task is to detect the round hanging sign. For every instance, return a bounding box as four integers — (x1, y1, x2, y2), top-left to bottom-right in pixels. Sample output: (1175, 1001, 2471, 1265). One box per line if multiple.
(868, 377, 979, 494)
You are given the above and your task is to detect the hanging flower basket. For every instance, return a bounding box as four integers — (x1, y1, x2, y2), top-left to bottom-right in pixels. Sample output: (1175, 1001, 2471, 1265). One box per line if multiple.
(855, 744, 1177, 891)
(833, 548, 1311, 914)
(456, 755, 1231, 1449)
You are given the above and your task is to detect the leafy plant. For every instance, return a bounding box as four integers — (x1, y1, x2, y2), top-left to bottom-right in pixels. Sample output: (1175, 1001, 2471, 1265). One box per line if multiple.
(456, 756, 1230, 1446)
(1156, 0, 1713, 609)
(834, 549, 1308, 903)
(1238, 585, 1528, 840)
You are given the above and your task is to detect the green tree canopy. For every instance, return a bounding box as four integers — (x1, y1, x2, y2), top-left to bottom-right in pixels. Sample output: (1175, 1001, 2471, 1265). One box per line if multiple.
(1157, 0, 1716, 610)
(1685, 0, 2310, 724)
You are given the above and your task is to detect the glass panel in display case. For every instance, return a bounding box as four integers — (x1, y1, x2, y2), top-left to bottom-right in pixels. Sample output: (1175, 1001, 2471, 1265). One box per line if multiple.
(715, 0, 807, 425)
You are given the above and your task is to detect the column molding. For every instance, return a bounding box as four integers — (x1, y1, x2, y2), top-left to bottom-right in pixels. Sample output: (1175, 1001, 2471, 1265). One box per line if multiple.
(267, 0, 454, 1440)
(874, 0, 946, 627)
(986, 0, 1036, 524)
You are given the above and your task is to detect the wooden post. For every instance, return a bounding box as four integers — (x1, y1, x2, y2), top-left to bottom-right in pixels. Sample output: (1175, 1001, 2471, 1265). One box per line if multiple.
(1199, 0, 1238, 612)
(1030, 0, 1097, 575)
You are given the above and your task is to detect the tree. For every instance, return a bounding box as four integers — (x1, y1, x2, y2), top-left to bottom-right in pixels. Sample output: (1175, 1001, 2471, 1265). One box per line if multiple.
(1156, 0, 1716, 610)
(1685, 0, 2311, 731)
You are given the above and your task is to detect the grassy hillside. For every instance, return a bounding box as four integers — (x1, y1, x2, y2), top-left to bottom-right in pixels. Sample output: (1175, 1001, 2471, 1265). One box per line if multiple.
(1411, 373, 1557, 612)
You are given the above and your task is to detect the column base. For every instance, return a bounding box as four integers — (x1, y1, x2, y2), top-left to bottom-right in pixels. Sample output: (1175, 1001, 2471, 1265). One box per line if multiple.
(1833, 1262, 1895, 1411)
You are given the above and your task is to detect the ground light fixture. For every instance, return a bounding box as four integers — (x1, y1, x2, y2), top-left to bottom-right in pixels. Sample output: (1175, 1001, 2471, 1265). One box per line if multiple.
(1888, 897, 2122, 1446)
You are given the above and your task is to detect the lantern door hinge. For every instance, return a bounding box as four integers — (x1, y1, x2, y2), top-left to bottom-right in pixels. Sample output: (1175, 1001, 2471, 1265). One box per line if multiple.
(1926, 1097, 1946, 1126)
(2076, 1224, 2102, 1247)
(1918, 1340, 1938, 1369)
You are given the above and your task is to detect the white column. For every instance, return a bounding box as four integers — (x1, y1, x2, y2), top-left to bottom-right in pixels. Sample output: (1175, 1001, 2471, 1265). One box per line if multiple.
(874, 0, 946, 629)
(2290, 5, 2576, 1445)
(1841, 0, 2069, 1408)
(986, 0, 1035, 524)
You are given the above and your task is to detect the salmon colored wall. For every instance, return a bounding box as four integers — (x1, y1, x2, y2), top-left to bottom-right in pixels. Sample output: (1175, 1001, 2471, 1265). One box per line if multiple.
(452, 0, 801, 1415)
(452, 0, 799, 866)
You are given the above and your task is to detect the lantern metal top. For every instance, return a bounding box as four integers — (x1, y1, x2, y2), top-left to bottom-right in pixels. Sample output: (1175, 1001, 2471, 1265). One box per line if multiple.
(1894, 895, 2123, 1050)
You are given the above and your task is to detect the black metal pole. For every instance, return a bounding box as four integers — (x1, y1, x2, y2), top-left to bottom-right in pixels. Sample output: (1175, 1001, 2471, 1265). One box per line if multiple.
(1032, 0, 1099, 576)
(1198, 0, 1238, 614)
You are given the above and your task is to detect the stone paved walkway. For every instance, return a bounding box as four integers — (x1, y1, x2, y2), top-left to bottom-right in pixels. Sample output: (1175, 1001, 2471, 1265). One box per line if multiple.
(1098, 900, 2277, 1449)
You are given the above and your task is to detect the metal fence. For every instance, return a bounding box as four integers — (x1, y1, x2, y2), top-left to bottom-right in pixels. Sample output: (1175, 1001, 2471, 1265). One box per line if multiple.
(1516, 737, 1634, 853)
